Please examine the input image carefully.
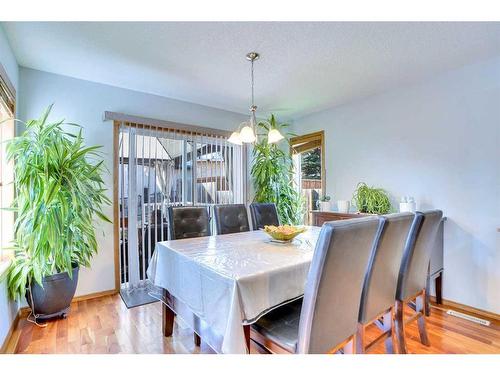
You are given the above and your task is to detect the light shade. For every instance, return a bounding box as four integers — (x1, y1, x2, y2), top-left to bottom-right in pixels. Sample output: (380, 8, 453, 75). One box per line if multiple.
(240, 125, 256, 143)
(267, 128, 284, 144)
(228, 131, 243, 145)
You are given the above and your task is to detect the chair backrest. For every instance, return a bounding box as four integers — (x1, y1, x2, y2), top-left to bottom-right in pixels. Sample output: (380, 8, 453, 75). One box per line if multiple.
(249, 203, 280, 230)
(167, 206, 211, 240)
(143, 224, 169, 268)
(296, 216, 386, 354)
(213, 204, 250, 235)
(396, 210, 443, 301)
(358, 212, 417, 324)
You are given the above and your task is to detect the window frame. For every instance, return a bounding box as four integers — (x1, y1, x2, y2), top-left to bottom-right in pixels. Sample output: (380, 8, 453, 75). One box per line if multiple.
(0, 62, 16, 262)
(290, 130, 326, 194)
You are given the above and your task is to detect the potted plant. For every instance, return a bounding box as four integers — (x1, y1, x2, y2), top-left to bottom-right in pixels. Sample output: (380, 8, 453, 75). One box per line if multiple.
(4, 105, 111, 320)
(251, 115, 304, 225)
(318, 195, 332, 211)
(352, 182, 392, 214)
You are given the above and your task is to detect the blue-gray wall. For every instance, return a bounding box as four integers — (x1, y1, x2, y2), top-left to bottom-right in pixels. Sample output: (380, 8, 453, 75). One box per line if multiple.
(18, 67, 248, 297)
(292, 57, 500, 314)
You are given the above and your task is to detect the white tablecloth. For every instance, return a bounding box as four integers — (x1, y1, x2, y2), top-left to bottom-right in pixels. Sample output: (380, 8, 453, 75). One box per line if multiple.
(147, 226, 321, 354)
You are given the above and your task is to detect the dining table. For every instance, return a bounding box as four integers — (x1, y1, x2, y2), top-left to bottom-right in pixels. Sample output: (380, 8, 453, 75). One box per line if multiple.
(147, 226, 321, 354)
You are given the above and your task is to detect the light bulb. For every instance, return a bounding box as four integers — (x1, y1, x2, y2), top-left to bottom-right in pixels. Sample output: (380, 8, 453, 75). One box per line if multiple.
(228, 131, 243, 145)
(240, 125, 256, 143)
(267, 128, 284, 144)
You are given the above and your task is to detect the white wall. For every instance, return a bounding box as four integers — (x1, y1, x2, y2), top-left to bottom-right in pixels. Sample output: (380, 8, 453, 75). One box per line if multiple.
(18, 67, 248, 297)
(0, 24, 19, 349)
(291, 57, 500, 314)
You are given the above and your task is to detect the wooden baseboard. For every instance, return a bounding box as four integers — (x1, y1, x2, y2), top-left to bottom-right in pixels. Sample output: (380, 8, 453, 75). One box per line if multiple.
(72, 289, 117, 303)
(18, 289, 117, 319)
(431, 296, 500, 323)
(0, 309, 21, 354)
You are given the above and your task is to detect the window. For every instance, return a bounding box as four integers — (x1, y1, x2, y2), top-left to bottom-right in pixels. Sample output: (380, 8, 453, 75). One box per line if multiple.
(0, 64, 15, 261)
(114, 119, 246, 289)
(290, 131, 325, 225)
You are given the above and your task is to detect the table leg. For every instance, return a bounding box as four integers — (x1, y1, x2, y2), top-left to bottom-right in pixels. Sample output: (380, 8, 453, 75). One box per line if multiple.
(244, 325, 251, 353)
(162, 289, 175, 337)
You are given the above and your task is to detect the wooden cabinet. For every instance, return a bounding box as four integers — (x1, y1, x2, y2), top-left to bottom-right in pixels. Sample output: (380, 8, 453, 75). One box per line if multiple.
(310, 210, 368, 226)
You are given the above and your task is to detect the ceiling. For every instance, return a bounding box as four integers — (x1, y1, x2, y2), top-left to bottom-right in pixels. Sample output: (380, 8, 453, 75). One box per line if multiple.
(4, 22, 500, 119)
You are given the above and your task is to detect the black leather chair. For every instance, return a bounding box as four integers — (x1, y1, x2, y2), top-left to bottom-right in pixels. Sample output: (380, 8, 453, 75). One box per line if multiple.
(394, 209, 443, 354)
(213, 204, 250, 235)
(356, 212, 419, 353)
(167, 206, 211, 240)
(251, 216, 386, 354)
(249, 203, 280, 230)
(167, 205, 211, 347)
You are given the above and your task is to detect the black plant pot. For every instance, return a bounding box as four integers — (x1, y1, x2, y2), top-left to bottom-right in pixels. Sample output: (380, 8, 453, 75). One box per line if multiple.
(26, 266, 79, 320)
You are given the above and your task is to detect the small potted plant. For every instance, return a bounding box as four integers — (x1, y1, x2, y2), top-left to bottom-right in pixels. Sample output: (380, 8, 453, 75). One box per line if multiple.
(4, 105, 111, 321)
(352, 182, 391, 214)
(318, 195, 332, 211)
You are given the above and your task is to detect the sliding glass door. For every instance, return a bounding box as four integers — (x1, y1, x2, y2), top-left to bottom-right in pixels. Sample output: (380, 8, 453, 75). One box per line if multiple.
(116, 122, 245, 291)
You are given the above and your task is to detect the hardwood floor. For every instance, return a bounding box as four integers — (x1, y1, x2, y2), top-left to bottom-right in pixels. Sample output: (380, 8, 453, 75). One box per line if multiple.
(8, 294, 500, 354)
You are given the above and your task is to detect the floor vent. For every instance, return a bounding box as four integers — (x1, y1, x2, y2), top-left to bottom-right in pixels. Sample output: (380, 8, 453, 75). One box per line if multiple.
(447, 309, 491, 326)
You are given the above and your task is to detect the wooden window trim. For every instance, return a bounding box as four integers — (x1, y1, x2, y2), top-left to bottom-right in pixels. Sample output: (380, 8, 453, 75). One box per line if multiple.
(104, 111, 231, 138)
(0, 62, 15, 116)
(0, 62, 15, 262)
(290, 130, 326, 193)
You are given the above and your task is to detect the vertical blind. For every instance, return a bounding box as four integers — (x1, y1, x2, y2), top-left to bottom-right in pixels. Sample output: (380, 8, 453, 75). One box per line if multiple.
(116, 120, 246, 290)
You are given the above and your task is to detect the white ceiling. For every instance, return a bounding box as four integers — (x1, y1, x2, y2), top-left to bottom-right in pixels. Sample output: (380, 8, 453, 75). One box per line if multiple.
(4, 22, 500, 119)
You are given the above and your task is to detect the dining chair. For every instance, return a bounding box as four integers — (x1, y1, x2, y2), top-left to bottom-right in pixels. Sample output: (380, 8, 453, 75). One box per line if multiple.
(167, 205, 211, 347)
(356, 212, 420, 354)
(167, 206, 211, 240)
(251, 216, 386, 354)
(394, 209, 443, 354)
(249, 203, 280, 230)
(141, 223, 169, 278)
(213, 204, 250, 235)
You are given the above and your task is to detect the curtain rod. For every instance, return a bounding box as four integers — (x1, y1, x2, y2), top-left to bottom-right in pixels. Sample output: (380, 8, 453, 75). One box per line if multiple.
(103, 111, 232, 137)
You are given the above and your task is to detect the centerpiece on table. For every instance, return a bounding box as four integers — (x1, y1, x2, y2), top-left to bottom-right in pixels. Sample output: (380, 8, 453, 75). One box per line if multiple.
(262, 225, 307, 243)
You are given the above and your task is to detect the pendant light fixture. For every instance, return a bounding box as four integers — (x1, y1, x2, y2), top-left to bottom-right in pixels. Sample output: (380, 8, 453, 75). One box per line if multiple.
(229, 52, 284, 145)
(267, 127, 285, 143)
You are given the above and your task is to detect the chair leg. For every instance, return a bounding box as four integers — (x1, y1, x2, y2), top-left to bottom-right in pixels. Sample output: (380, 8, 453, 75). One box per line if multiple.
(416, 291, 430, 346)
(425, 268, 431, 317)
(394, 300, 407, 354)
(356, 323, 365, 354)
(343, 336, 355, 354)
(382, 309, 395, 354)
(194, 333, 201, 346)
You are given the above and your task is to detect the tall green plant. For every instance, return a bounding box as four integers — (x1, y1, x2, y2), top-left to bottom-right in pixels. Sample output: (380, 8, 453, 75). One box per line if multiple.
(4, 105, 111, 300)
(251, 115, 304, 225)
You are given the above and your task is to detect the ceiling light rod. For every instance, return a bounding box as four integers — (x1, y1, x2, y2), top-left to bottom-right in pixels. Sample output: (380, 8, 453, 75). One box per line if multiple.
(228, 51, 283, 145)
(238, 52, 259, 143)
(246, 52, 259, 112)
